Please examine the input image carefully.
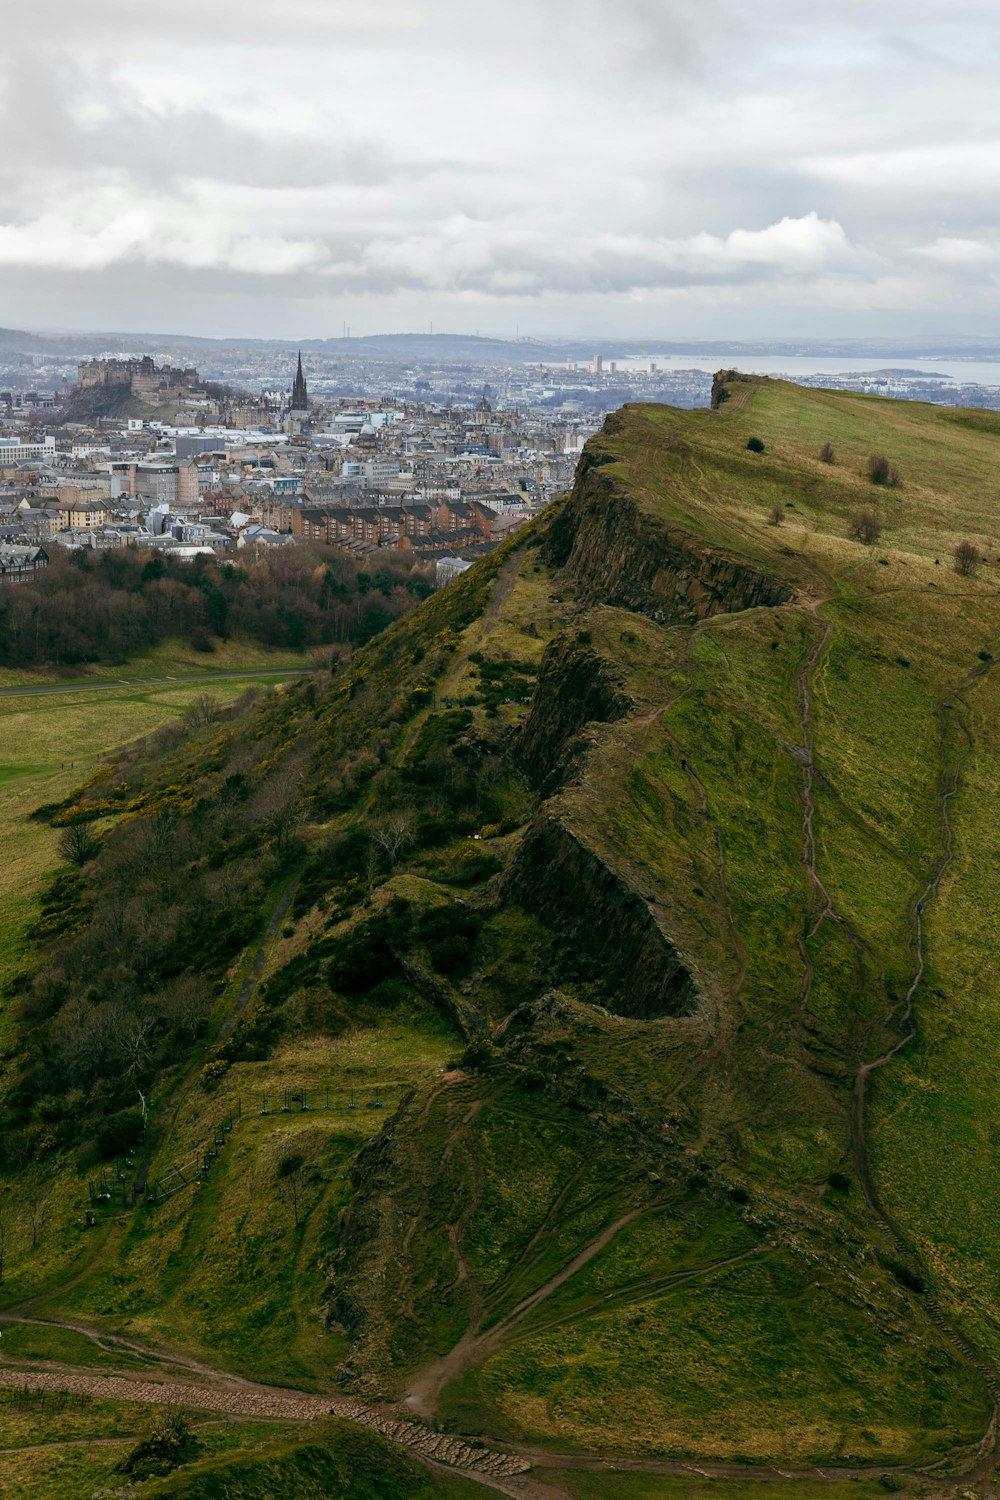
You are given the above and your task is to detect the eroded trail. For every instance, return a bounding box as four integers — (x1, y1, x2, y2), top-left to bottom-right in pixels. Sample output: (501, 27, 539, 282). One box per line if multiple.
(849, 661, 1000, 1479)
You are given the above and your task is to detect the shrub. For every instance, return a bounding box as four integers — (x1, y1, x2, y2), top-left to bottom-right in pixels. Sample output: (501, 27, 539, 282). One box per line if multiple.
(819, 442, 835, 463)
(327, 911, 408, 994)
(849, 511, 882, 546)
(115, 1410, 198, 1479)
(867, 454, 900, 486)
(746, 436, 765, 453)
(768, 505, 784, 526)
(955, 540, 983, 576)
(95, 1107, 144, 1161)
(418, 905, 482, 976)
(58, 821, 101, 867)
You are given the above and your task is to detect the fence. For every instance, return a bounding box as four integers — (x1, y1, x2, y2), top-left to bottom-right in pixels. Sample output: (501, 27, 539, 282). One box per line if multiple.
(87, 1079, 404, 1214)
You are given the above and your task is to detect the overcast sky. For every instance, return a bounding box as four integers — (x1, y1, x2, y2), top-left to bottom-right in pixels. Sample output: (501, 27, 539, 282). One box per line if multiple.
(3, 1, 1000, 340)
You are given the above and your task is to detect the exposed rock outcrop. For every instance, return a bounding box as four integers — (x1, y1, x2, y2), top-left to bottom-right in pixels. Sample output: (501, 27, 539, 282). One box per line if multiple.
(516, 632, 631, 792)
(545, 438, 792, 624)
(506, 809, 698, 1021)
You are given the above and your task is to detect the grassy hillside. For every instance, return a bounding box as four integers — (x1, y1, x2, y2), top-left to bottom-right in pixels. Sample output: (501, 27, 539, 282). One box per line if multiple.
(5, 375, 1000, 1496)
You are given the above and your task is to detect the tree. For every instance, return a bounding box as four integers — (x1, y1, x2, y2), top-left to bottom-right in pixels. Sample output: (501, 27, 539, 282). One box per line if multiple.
(276, 1151, 309, 1228)
(818, 442, 835, 464)
(185, 694, 220, 730)
(955, 540, 983, 577)
(23, 1191, 49, 1252)
(371, 808, 416, 867)
(768, 505, 784, 526)
(746, 436, 765, 453)
(0, 1195, 15, 1283)
(867, 454, 900, 486)
(849, 511, 883, 546)
(58, 820, 101, 866)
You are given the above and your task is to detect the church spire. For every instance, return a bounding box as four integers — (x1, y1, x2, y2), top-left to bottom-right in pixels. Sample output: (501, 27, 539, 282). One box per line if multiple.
(291, 350, 308, 412)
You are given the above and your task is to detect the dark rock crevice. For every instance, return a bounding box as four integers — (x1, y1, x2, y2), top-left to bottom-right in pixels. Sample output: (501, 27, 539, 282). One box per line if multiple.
(516, 633, 631, 793)
(506, 810, 698, 1021)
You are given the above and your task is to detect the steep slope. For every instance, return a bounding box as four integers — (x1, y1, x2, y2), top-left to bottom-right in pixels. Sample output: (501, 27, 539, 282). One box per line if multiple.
(6, 377, 1000, 1494)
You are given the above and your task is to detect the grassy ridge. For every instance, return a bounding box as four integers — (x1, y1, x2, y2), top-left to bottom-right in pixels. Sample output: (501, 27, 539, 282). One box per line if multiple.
(6, 377, 1000, 1491)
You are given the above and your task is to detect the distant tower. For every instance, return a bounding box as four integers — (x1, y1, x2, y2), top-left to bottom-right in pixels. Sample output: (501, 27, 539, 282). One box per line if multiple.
(290, 351, 308, 414)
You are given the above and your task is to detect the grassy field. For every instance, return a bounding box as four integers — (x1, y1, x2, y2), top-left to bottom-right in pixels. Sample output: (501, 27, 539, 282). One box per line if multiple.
(0, 634, 311, 690)
(0, 668, 305, 1005)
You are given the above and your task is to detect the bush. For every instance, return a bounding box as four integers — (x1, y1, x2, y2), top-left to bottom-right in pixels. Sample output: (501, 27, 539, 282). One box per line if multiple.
(768, 505, 783, 526)
(849, 511, 882, 546)
(115, 1410, 198, 1479)
(955, 540, 983, 577)
(94, 1107, 144, 1161)
(818, 442, 835, 463)
(327, 918, 403, 994)
(418, 905, 482, 976)
(746, 436, 765, 453)
(867, 454, 900, 486)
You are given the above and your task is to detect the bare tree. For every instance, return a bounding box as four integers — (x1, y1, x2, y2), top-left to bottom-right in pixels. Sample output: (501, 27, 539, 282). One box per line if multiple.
(22, 1191, 49, 1252)
(849, 511, 883, 546)
(955, 540, 983, 577)
(58, 820, 101, 866)
(768, 505, 784, 526)
(370, 809, 416, 867)
(185, 693, 221, 730)
(115, 1013, 157, 1079)
(818, 442, 836, 464)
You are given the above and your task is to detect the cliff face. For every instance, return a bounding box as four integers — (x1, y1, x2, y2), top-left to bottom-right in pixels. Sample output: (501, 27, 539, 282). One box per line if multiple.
(516, 633, 630, 792)
(545, 444, 792, 624)
(506, 810, 698, 1021)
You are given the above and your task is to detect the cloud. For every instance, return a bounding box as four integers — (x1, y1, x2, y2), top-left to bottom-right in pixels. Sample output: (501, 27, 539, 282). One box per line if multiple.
(1, 0, 1000, 335)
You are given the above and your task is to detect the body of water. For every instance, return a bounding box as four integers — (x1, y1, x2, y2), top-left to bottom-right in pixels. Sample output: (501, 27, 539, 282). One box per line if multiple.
(605, 354, 1000, 385)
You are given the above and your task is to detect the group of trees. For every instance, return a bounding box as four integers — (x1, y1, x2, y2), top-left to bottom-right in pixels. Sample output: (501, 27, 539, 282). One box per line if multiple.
(0, 545, 434, 669)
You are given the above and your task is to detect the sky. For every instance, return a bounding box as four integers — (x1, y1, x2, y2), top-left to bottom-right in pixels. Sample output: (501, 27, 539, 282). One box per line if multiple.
(3, 1, 1000, 341)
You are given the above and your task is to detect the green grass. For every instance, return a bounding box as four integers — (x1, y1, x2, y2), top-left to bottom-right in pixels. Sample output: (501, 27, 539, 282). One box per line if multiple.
(138, 1419, 489, 1500)
(546, 1476, 923, 1500)
(442, 1249, 985, 1462)
(10, 376, 1000, 1483)
(0, 1320, 151, 1368)
(0, 633, 310, 689)
(0, 676, 291, 1008)
(11, 1020, 456, 1388)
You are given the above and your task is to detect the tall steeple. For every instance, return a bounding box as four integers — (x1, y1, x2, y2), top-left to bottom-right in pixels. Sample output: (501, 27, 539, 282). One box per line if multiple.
(291, 350, 308, 412)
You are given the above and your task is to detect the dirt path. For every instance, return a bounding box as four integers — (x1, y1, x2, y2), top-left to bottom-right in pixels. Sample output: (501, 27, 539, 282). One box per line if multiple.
(849, 661, 1000, 1482)
(0, 1358, 533, 1490)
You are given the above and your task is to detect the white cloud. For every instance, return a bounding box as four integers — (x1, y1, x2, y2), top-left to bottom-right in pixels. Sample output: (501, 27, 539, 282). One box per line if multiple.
(1, 1, 1000, 335)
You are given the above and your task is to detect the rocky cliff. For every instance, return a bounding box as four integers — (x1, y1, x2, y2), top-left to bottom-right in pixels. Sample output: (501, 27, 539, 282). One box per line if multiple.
(545, 434, 792, 624)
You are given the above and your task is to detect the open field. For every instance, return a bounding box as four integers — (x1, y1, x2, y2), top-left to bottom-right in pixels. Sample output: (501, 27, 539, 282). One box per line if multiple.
(0, 635, 312, 692)
(0, 668, 304, 1002)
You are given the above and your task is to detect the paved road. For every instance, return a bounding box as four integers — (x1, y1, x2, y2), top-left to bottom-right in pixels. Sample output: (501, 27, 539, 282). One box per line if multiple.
(0, 667, 307, 698)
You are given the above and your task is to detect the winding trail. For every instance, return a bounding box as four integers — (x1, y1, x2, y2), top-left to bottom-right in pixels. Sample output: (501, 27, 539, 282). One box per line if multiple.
(791, 618, 1000, 1480)
(848, 661, 1000, 1481)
